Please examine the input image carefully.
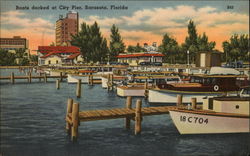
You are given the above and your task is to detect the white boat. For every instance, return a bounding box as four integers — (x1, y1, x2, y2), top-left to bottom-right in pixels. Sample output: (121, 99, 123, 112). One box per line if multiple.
(148, 73, 243, 104)
(169, 96, 250, 134)
(116, 75, 182, 97)
(101, 75, 127, 88)
(67, 74, 89, 83)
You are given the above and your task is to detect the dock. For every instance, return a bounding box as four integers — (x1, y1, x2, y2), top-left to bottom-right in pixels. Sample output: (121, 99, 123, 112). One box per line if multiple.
(65, 96, 199, 141)
(0, 72, 67, 83)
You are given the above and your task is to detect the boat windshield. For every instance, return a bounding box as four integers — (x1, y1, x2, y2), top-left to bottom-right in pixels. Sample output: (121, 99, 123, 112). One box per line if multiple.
(190, 77, 217, 85)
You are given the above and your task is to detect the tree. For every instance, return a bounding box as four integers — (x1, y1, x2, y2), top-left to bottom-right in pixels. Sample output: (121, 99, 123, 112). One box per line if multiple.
(222, 34, 249, 62)
(159, 33, 179, 64)
(71, 22, 109, 63)
(127, 45, 136, 53)
(197, 33, 216, 51)
(109, 24, 125, 61)
(0, 49, 16, 65)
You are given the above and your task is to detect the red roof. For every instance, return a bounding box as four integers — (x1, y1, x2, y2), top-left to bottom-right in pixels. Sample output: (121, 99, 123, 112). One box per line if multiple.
(40, 53, 63, 58)
(66, 53, 80, 60)
(117, 53, 164, 58)
(38, 46, 80, 53)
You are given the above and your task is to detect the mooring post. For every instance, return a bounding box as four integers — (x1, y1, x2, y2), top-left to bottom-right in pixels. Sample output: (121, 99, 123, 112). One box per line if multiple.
(44, 73, 47, 83)
(28, 72, 32, 83)
(90, 74, 93, 86)
(66, 98, 73, 134)
(191, 97, 197, 109)
(10, 72, 15, 84)
(144, 80, 148, 97)
(39, 72, 42, 82)
(135, 99, 142, 135)
(125, 96, 132, 129)
(60, 72, 63, 82)
(177, 94, 183, 107)
(56, 79, 60, 89)
(76, 79, 81, 98)
(110, 74, 114, 90)
(71, 102, 79, 141)
(107, 74, 111, 91)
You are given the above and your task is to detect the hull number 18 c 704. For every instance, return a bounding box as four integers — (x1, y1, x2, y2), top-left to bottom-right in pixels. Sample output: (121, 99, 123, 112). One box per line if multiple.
(180, 116, 208, 124)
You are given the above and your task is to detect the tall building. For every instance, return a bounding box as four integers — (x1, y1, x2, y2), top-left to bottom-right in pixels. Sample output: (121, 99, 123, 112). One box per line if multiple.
(55, 11, 79, 46)
(0, 36, 28, 50)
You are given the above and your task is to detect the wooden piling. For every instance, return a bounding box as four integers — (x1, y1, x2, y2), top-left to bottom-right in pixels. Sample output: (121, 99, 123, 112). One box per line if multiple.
(56, 79, 60, 89)
(60, 72, 63, 82)
(177, 94, 183, 107)
(44, 73, 47, 83)
(135, 99, 142, 135)
(191, 97, 197, 109)
(125, 96, 132, 129)
(107, 74, 111, 91)
(10, 72, 14, 84)
(28, 72, 32, 83)
(71, 102, 79, 141)
(110, 74, 114, 90)
(76, 79, 81, 98)
(144, 80, 148, 97)
(39, 73, 42, 82)
(66, 98, 73, 134)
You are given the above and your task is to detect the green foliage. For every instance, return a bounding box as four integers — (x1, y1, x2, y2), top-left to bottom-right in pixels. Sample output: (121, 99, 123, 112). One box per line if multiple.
(0, 49, 17, 66)
(222, 34, 249, 62)
(109, 24, 126, 61)
(126, 43, 145, 53)
(159, 33, 181, 64)
(71, 22, 109, 63)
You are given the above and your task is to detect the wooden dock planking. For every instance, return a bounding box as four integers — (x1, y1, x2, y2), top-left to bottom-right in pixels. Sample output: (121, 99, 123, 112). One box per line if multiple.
(65, 96, 197, 141)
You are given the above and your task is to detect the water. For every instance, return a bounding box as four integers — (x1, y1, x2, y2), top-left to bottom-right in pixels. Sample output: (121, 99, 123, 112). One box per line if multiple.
(0, 69, 249, 156)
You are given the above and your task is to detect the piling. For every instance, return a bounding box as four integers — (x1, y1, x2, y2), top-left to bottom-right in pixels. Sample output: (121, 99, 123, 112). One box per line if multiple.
(107, 74, 111, 91)
(135, 99, 142, 135)
(28, 72, 32, 83)
(60, 72, 63, 82)
(125, 96, 132, 129)
(110, 74, 114, 91)
(56, 79, 60, 89)
(191, 97, 197, 109)
(76, 79, 81, 98)
(177, 94, 183, 107)
(10, 72, 15, 84)
(66, 98, 73, 134)
(144, 80, 148, 97)
(39, 73, 42, 82)
(71, 102, 79, 141)
(44, 73, 47, 83)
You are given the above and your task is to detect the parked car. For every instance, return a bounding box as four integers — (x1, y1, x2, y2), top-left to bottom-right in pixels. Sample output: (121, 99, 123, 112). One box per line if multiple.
(139, 62, 152, 66)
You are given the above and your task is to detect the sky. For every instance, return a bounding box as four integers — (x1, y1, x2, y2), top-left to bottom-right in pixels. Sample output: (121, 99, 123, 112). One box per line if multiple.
(0, 0, 249, 54)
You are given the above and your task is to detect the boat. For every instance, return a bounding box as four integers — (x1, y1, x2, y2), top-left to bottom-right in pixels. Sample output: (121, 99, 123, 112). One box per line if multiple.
(169, 96, 250, 134)
(101, 75, 127, 88)
(148, 67, 247, 104)
(117, 75, 182, 97)
(67, 70, 100, 83)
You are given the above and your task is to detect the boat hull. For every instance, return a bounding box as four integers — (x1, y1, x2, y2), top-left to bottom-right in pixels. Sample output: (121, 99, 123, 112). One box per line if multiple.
(67, 74, 88, 83)
(117, 86, 145, 97)
(148, 89, 224, 104)
(169, 110, 250, 134)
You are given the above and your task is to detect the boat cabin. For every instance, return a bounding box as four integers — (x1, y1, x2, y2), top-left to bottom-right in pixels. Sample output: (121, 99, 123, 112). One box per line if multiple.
(203, 96, 250, 115)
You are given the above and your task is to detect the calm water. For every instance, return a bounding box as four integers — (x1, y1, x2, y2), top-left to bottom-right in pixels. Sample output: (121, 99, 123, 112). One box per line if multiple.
(0, 69, 249, 156)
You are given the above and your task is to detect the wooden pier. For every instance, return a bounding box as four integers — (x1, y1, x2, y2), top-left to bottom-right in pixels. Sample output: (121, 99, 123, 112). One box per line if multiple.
(65, 96, 193, 141)
(0, 72, 67, 84)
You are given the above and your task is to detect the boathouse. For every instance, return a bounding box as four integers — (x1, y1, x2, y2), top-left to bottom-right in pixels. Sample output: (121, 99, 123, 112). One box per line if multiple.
(38, 46, 83, 65)
(196, 51, 221, 67)
(117, 52, 164, 66)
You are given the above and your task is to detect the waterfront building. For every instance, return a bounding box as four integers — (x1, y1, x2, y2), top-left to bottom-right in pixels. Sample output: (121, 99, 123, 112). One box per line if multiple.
(143, 42, 158, 52)
(38, 46, 83, 65)
(195, 51, 221, 67)
(55, 11, 79, 46)
(117, 52, 164, 66)
(0, 36, 29, 54)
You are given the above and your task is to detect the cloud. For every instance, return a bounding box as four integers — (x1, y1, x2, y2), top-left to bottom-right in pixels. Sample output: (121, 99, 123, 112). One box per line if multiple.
(1, 5, 248, 51)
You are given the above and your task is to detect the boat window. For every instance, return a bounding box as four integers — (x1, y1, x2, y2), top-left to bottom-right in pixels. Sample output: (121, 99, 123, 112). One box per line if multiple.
(242, 88, 250, 95)
(190, 77, 202, 83)
(155, 79, 166, 84)
(208, 98, 213, 110)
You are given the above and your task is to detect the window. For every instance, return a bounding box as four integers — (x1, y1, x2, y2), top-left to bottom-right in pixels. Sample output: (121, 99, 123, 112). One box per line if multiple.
(208, 98, 213, 110)
(48, 60, 51, 64)
(235, 105, 239, 109)
(56, 60, 58, 64)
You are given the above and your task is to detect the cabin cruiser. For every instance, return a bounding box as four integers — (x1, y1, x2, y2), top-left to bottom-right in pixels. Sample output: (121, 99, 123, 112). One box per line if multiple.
(148, 67, 247, 104)
(169, 96, 250, 134)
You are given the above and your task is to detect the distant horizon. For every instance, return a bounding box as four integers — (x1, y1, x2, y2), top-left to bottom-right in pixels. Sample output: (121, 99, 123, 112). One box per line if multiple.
(0, 1, 249, 54)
